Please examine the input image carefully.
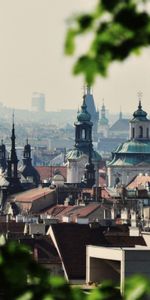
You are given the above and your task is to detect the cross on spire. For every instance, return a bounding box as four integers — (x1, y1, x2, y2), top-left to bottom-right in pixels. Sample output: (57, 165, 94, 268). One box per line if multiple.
(137, 91, 143, 110)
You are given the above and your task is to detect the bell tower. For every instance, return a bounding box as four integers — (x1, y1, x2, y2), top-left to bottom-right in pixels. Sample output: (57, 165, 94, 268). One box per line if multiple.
(74, 95, 93, 155)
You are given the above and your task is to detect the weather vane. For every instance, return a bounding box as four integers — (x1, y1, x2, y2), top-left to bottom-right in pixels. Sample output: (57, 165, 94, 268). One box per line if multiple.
(137, 91, 143, 101)
(82, 84, 86, 96)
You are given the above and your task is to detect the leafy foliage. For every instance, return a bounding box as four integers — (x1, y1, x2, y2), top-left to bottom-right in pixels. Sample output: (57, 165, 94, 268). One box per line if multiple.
(0, 240, 150, 299)
(64, 0, 150, 84)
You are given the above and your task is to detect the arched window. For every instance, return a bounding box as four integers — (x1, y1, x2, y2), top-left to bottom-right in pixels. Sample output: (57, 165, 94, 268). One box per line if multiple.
(139, 126, 143, 138)
(82, 129, 86, 139)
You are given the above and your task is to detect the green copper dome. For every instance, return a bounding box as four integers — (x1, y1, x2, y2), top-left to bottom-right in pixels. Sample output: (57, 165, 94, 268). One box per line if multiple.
(66, 149, 84, 160)
(115, 140, 150, 154)
(107, 139, 150, 167)
(66, 148, 101, 162)
(132, 101, 148, 121)
(77, 96, 91, 122)
(99, 117, 108, 125)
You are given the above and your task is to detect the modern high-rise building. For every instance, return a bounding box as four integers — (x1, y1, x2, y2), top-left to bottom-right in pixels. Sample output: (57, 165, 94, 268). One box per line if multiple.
(31, 92, 45, 112)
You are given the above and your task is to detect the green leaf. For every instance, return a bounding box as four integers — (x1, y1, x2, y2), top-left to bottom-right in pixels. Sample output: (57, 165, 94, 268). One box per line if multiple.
(125, 275, 150, 300)
(64, 29, 77, 55)
(77, 14, 93, 31)
(73, 56, 98, 85)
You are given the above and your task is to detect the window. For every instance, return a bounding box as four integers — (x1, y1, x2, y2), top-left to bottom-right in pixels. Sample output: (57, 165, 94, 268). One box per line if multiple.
(82, 129, 86, 139)
(139, 126, 143, 138)
(147, 128, 149, 138)
(132, 127, 135, 138)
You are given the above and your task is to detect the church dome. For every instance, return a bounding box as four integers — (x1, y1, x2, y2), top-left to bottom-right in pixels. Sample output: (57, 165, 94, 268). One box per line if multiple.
(77, 96, 91, 122)
(66, 149, 85, 160)
(132, 101, 148, 121)
(115, 140, 150, 154)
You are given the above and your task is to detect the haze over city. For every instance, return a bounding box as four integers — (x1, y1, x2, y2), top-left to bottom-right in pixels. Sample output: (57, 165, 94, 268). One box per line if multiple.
(0, 0, 150, 113)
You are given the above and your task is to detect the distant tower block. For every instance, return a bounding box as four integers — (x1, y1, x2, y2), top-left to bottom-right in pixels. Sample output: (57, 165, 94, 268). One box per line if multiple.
(31, 92, 45, 112)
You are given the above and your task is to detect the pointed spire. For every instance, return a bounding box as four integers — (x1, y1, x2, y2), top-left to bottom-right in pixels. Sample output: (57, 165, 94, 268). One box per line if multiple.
(10, 112, 18, 163)
(119, 107, 122, 119)
(102, 99, 105, 110)
(86, 85, 92, 95)
(138, 100, 142, 110)
(137, 91, 143, 110)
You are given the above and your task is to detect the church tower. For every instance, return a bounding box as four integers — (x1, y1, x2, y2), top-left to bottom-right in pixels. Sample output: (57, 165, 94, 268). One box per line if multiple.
(129, 100, 150, 140)
(66, 93, 101, 184)
(75, 95, 93, 155)
(6, 115, 21, 192)
(99, 101, 109, 137)
(107, 98, 150, 187)
(19, 139, 40, 187)
(23, 139, 32, 166)
(84, 86, 99, 141)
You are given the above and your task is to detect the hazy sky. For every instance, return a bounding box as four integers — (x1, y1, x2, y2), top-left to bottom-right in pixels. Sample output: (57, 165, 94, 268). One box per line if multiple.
(0, 0, 150, 114)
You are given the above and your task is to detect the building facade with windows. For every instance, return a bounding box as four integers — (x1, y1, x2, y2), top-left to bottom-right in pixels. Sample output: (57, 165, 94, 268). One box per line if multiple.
(107, 101, 150, 187)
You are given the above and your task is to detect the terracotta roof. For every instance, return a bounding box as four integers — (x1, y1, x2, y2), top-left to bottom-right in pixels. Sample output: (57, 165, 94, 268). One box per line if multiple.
(127, 174, 150, 189)
(11, 187, 54, 203)
(65, 203, 101, 218)
(35, 166, 67, 181)
(99, 175, 106, 186)
(45, 205, 74, 217)
(101, 188, 113, 201)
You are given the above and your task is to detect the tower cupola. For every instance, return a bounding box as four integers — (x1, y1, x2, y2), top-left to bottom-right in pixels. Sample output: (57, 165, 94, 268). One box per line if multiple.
(129, 99, 150, 140)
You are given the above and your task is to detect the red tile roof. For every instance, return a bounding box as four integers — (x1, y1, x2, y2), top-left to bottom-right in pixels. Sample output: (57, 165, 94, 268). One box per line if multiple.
(127, 174, 150, 189)
(65, 203, 101, 218)
(12, 187, 54, 203)
(35, 166, 67, 181)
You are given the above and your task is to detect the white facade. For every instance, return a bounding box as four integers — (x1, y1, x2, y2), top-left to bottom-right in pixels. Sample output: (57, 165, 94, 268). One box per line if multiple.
(86, 245, 150, 293)
(107, 102, 150, 187)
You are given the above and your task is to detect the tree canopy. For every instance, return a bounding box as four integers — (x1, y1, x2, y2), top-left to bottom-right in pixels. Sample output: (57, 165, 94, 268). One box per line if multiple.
(65, 0, 150, 84)
(0, 240, 150, 299)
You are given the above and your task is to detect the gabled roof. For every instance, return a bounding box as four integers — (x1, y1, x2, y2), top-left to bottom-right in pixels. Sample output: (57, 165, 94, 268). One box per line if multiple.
(65, 203, 101, 218)
(49, 223, 146, 280)
(127, 174, 150, 189)
(45, 205, 75, 219)
(109, 118, 129, 132)
(50, 223, 106, 280)
(20, 236, 61, 264)
(13, 187, 54, 203)
(35, 166, 67, 181)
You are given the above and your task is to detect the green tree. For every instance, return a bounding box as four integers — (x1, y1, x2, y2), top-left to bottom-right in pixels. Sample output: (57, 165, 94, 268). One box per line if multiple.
(0, 240, 150, 299)
(65, 0, 150, 84)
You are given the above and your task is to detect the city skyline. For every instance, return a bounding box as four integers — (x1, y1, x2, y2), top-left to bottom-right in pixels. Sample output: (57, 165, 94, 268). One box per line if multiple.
(0, 0, 149, 113)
